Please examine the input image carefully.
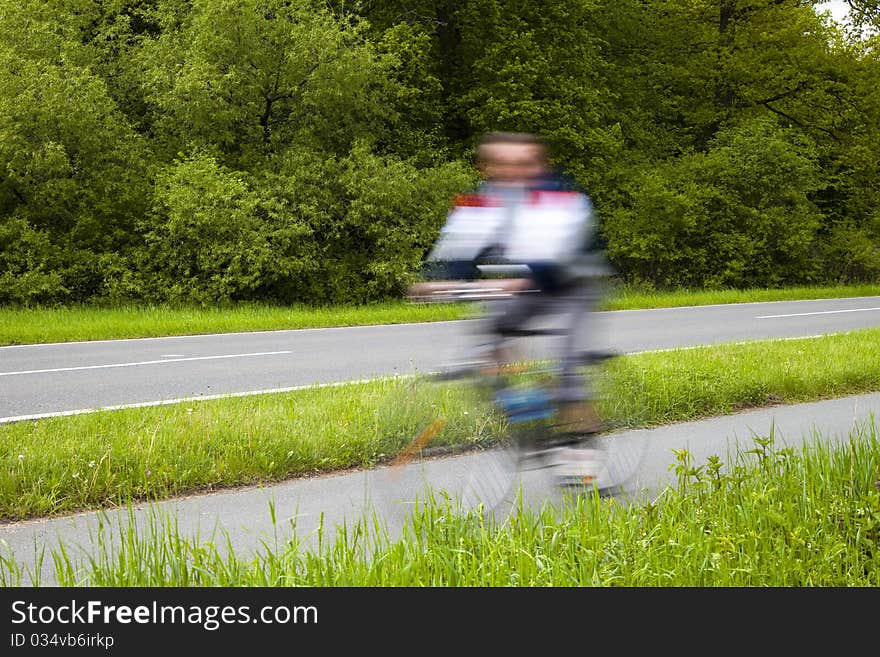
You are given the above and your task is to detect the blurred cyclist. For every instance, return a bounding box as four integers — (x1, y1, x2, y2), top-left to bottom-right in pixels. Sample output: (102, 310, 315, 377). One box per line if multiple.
(409, 131, 614, 439)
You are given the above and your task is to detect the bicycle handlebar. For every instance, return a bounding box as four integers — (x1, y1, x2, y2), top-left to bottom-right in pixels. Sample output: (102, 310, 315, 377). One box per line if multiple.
(407, 278, 537, 303)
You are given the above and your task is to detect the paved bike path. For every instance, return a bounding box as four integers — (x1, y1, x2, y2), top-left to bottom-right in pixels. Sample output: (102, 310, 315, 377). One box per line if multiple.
(2, 391, 879, 585)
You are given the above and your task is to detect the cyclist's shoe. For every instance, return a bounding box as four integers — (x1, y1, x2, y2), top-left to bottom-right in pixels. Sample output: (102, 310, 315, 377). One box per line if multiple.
(553, 446, 611, 490)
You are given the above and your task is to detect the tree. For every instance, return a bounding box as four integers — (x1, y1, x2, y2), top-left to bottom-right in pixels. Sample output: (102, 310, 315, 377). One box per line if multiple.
(134, 0, 397, 167)
(0, 0, 152, 303)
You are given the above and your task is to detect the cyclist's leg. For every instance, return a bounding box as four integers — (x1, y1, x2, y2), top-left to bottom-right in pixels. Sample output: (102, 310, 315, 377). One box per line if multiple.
(478, 291, 545, 367)
(455, 297, 511, 368)
(553, 276, 606, 435)
(481, 279, 603, 431)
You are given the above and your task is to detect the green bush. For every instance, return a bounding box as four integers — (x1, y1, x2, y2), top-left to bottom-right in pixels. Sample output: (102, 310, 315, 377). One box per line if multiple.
(135, 146, 473, 305)
(603, 117, 825, 289)
(0, 216, 66, 305)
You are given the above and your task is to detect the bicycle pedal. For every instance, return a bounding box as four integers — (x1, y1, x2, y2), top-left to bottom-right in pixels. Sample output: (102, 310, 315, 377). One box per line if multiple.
(556, 474, 614, 492)
(518, 445, 563, 470)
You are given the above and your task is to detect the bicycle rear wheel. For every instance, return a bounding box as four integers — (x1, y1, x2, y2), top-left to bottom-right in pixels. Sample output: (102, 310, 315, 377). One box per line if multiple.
(364, 422, 523, 531)
(362, 369, 516, 529)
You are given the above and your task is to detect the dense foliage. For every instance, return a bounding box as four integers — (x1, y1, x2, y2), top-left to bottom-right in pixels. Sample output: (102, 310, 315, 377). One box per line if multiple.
(1, 0, 878, 305)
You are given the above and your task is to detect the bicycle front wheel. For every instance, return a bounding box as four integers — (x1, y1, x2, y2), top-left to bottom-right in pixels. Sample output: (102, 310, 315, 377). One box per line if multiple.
(366, 418, 524, 531)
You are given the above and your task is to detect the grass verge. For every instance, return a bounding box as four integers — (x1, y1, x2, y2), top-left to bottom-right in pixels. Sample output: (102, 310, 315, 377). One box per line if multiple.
(0, 301, 467, 346)
(606, 282, 880, 310)
(2, 423, 878, 586)
(2, 327, 879, 522)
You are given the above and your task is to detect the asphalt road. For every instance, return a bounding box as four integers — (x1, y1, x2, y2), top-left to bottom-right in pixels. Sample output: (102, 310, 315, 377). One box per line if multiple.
(3, 295, 880, 422)
(2, 296, 880, 585)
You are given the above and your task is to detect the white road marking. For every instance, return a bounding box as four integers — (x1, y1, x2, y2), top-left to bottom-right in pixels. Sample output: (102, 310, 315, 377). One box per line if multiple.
(0, 376, 409, 424)
(0, 351, 292, 377)
(757, 307, 880, 319)
(0, 333, 836, 424)
(626, 333, 829, 355)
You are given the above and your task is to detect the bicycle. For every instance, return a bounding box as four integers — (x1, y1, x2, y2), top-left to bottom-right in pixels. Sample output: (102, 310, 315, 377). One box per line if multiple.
(367, 277, 649, 526)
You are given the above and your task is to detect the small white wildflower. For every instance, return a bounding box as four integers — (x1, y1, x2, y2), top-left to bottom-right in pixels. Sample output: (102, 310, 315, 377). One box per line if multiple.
(88, 460, 96, 468)
(18, 454, 24, 461)
(72, 472, 79, 479)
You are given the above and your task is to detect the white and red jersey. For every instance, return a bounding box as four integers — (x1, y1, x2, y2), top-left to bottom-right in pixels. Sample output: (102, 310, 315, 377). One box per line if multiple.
(428, 189, 595, 266)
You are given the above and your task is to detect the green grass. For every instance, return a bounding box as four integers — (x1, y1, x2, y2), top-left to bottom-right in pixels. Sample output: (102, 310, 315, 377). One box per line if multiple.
(605, 282, 880, 310)
(0, 300, 467, 346)
(2, 327, 880, 522)
(3, 423, 878, 586)
(2, 283, 880, 345)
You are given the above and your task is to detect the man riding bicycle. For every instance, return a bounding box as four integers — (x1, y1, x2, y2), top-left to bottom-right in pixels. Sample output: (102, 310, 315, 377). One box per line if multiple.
(409, 131, 614, 448)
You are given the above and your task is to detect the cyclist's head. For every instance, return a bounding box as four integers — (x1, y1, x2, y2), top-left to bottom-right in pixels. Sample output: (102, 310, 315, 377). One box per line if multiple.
(476, 131, 548, 186)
